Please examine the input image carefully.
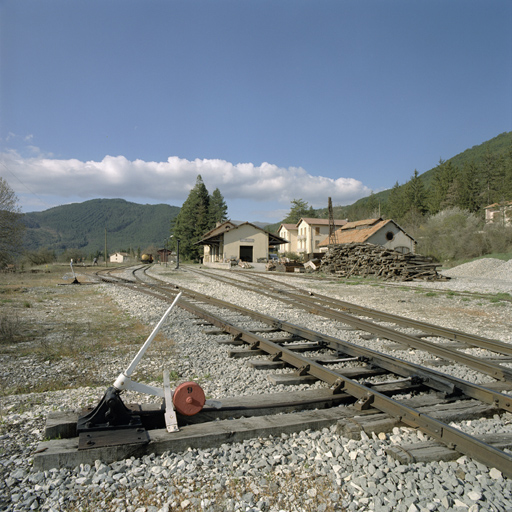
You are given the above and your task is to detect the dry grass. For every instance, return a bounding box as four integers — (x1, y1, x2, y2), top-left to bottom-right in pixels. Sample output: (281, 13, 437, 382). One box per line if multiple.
(0, 265, 175, 395)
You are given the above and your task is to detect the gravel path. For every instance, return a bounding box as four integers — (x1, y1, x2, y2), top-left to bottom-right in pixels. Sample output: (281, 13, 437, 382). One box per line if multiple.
(1, 261, 512, 512)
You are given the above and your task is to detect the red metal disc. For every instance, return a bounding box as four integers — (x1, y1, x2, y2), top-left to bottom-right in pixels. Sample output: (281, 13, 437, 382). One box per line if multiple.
(173, 381, 205, 416)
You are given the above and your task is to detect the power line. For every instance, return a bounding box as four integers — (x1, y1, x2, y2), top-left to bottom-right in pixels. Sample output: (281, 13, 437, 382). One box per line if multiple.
(0, 160, 51, 209)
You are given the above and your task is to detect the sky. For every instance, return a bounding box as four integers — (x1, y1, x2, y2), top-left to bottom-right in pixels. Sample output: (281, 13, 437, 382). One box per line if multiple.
(1, 0, 511, 223)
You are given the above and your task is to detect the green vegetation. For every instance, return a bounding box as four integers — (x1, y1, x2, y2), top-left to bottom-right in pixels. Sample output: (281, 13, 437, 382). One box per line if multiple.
(171, 175, 229, 260)
(22, 198, 180, 257)
(274, 132, 512, 264)
(11, 132, 512, 267)
(320, 131, 512, 224)
(0, 177, 25, 267)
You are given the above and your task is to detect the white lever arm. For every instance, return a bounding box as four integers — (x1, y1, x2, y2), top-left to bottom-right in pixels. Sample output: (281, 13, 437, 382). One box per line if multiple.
(113, 374, 164, 397)
(113, 292, 182, 392)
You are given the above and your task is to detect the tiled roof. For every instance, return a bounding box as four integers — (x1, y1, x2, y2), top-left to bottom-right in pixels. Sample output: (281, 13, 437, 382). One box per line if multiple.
(319, 219, 392, 246)
(340, 218, 381, 230)
(298, 218, 348, 227)
(484, 200, 512, 209)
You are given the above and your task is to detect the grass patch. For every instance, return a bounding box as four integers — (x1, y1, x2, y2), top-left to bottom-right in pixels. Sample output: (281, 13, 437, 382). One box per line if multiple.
(491, 292, 512, 302)
(0, 267, 176, 395)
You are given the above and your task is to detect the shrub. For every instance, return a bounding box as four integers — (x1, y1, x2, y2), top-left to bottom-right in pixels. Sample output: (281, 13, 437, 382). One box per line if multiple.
(0, 312, 21, 344)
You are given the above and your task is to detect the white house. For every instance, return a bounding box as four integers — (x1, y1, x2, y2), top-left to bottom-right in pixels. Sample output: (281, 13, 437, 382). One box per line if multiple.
(109, 252, 130, 263)
(296, 218, 348, 256)
(485, 201, 512, 226)
(277, 223, 298, 254)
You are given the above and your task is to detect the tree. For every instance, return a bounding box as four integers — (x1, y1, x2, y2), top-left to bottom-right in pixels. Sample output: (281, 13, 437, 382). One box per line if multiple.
(0, 177, 25, 267)
(428, 159, 456, 214)
(283, 199, 316, 224)
(365, 192, 380, 218)
(385, 181, 408, 221)
(171, 175, 211, 261)
(404, 170, 427, 215)
(209, 188, 228, 228)
(456, 162, 480, 212)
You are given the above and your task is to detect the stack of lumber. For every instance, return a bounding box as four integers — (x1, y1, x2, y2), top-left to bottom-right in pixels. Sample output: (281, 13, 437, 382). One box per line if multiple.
(317, 243, 448, 281)
(272, 261, 304, 273)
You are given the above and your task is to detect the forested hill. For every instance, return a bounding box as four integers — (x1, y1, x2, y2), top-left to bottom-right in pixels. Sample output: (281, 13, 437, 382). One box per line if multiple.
(264, 131, 512, 233)
(321, 131, 512, 223)
(22, 198, 180, 256)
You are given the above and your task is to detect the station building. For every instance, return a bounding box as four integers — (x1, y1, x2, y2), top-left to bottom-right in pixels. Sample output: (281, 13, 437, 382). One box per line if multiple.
(196, 221, 289, 267)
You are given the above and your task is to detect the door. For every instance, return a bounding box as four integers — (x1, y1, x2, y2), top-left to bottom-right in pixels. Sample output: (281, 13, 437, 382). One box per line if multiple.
(239, 245, 253, 262)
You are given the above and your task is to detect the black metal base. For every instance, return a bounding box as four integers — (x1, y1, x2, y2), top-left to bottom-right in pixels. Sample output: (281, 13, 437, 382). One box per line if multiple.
(77, 387, 167, 433)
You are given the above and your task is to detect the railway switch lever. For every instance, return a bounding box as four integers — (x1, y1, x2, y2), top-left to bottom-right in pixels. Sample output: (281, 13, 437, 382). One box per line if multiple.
(77, 292, 220, 442)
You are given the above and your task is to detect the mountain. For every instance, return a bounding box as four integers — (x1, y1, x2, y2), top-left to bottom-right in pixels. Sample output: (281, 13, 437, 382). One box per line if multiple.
(23, 198, 180, 256)
(317, 131, 512, 221)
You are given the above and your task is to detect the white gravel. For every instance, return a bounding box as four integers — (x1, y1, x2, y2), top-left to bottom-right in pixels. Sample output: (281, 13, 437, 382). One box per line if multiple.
(1, 260, 512, 512)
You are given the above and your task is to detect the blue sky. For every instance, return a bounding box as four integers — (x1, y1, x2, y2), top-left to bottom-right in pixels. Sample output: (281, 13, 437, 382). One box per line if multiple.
(1, 0, 511, 223)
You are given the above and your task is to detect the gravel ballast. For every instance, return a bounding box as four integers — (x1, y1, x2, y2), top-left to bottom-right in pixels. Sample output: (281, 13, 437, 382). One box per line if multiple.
(1, 262, 512, 512)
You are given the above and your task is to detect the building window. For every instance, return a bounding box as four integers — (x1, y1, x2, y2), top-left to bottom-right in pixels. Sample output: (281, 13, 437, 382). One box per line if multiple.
(385, 231, 394, 241)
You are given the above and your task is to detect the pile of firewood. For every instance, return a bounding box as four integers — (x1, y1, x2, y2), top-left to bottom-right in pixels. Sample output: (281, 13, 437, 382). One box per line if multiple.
(317, 243, 448, 281)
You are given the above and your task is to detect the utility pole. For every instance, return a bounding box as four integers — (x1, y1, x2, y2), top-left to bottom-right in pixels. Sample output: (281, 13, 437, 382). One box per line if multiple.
(328, 197, 338, 246)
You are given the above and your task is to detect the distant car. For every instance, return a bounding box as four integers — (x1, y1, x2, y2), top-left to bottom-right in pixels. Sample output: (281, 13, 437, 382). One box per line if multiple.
(269, 254, 278, 261)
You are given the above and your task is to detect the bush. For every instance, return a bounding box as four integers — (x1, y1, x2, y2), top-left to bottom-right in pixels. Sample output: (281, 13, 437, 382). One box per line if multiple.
(23, 248, 56, 266)
(0, 312, 21, 344)
(483, 224, 512, 254)
(416, 208, 486, 262)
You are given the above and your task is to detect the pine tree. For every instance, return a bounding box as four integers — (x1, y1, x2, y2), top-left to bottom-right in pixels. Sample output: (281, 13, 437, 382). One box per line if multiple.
(456, 162, 480, 212)
(283, 199, 314, 224)
(386, 181, 408, 221)
(171, 175, 211, 260)
(365, 192, 380, 218)
(209, 188, 228, 228)
(429, 159, 456, 214)
(404, 170, 427, 215)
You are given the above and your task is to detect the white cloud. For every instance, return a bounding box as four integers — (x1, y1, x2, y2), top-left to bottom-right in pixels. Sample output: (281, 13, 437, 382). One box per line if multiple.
(0, 150, 372, 213)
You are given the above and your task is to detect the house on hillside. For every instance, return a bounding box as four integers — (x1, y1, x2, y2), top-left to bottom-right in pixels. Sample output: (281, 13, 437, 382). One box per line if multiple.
(484, 200, 512, 226)
(295, 218, 348, 258)
(319, 218, 416, 254)
(277, 224, 299, 254)
(110, 252, 130, 263)
(196, 221, 289, 266)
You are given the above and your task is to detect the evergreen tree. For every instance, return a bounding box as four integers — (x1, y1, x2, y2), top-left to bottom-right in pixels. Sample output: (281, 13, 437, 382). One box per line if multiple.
(365, 192, 380, 218)
(171, 175, 211, 261)
(504, 146, 512, 199)
(429, 159, 456, 214)
(209, 188, 228, 228)
(456, 162, 480, 212)
(404, 170, 427, 215)
(386, 181, 408, 221)
(480, 146, 498, 206)
(283, 199, 315, 224)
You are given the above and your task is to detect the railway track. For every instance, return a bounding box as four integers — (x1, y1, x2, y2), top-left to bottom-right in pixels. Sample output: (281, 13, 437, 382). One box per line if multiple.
(36, 264, 512, 477)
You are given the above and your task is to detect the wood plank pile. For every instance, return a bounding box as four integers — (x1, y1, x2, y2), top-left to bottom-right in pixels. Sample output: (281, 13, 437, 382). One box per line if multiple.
(267, 261, 305, 272)
(317, 243, 448, 281)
